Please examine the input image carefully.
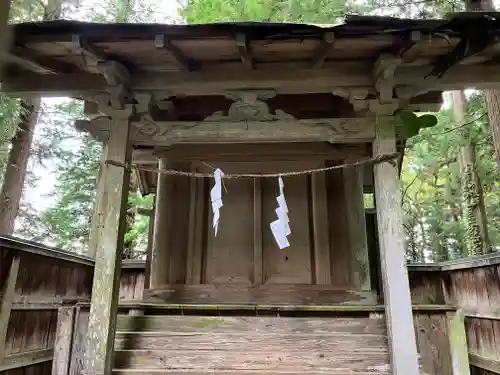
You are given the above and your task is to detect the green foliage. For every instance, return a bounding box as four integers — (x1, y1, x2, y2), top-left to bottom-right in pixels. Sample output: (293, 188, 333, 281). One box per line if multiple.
(182, 0, 361, 23)
(402, 93, 500, 261)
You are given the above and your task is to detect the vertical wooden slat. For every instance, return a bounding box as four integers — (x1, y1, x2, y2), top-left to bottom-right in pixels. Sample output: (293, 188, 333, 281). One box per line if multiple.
(191, 175, 205, 284)
(373, 117, 420, 375)
(151, 158, 171, 288)
(186, 167, 198, 285)
(0, 253, 20, 364)
(311, 170, 331, 284)
(52, 307, 76, 375)
(253, 177, 263, 284)
(343, 165, 370, 291)
(82, 113, 132, 375)
(447, 310, 471, 375)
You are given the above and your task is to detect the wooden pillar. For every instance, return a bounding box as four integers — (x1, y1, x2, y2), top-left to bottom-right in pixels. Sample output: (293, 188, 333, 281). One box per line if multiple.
(343, 166, 370, 291)
(373, 117, 419, 375)
(144, 203, 155, 289)
(88, 153, 106, 258)
(82, 110, 132, 375)
(150, 158, 171, 288)
(52, 307, 77, 375)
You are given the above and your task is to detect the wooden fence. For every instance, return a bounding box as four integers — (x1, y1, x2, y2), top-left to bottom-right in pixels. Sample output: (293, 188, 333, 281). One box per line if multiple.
(0, 234, 499, 374)
(409, 253, 500, 375)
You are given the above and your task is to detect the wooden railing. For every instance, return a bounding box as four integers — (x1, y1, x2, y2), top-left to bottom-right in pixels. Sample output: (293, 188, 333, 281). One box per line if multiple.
(0, 235, 143, 374)
(0, 234, 499, 374)
(409, 253, 500, 375)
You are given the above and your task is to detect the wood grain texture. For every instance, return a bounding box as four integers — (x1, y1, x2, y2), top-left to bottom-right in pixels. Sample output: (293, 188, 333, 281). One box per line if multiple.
(373, 118, 420, 375)
(82, 115, 132, 375)
(114, 315, 390, 373)
(144, 284, 375, 305)
(52, 307, 76, 375)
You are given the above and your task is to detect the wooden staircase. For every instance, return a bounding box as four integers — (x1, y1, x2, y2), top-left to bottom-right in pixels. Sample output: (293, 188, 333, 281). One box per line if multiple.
(112, 314, 391, 374)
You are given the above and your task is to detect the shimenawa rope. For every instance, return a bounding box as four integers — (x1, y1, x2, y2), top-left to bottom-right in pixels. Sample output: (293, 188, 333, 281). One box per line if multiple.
(104, 152, 400, 179)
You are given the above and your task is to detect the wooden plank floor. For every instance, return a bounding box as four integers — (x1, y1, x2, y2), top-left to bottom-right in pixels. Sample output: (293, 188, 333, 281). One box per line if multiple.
(112, 315, 391, 374)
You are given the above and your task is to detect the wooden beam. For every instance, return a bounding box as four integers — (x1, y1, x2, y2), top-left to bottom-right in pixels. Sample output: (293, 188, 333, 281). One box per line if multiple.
(446, 310, 471, 375)
(236, 33, 253, 69)
(469, 353, 500, 373)
(154, 34, 193, 72)
(71, 35, 108, 65)
(52, 307, 77, 375)
(312, 32, 335, 68)
(373, 117, 420, 375)
(5, 46, 75, 74)
(0, 348, 53, 371)
(0, 253, 20, 364)
(81, 117, 380, 146)
(147, 143, 370, 162)
(150, 158, 172, 288)
(82, 108, 133, 374)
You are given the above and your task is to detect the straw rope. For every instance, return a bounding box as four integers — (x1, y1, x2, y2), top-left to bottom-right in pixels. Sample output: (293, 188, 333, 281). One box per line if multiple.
(104, 152, 400, 179)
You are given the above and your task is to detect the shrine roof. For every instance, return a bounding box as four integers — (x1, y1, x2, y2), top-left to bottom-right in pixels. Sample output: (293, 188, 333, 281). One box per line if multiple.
(3, 13, 500, 98)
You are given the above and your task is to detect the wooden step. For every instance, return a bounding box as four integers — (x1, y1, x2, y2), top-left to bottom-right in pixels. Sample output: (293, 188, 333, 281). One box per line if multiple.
(113, 315, 391, 374)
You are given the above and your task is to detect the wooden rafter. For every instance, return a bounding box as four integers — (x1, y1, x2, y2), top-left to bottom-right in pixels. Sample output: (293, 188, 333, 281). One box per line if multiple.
(154, 34, 194, 72)
(6, 46, 74, 74)
(312, 32, 335, 69)
(71, 35, 108, 67)
(235, 33, 253, 69)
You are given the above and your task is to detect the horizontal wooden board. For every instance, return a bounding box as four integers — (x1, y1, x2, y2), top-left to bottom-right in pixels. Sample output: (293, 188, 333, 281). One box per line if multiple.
(144, 284, 377, 305)
(114, 349, 390, 371)
(112, 371, 391, 375)
(116, 316, 387, 334)
(115, 332, 388, 352)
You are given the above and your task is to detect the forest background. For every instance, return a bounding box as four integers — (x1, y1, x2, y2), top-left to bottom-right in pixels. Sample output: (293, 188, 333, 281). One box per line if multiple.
(1, 0, 499, 263)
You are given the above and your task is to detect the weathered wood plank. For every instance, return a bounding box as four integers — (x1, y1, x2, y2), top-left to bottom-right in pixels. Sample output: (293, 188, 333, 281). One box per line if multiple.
(253, 177, 263, 284)
(114, 349, 390, 371)
(311, 170, 331, 285)
(0, 348, 53, 371)
(144, 284, 375, 305)
(116, 316, 388, 334)
(112, 371, 391, 375)
(114, 332, 389, 351)
(373, 117, 420, 375)
(343, 165, 370, 291)
(447, 310, 471, 375)
(469, 353, 500, 373)
(7, 62, 500, 97)
(82, 111, 133, 375)
(52, 307, 76, 375)
(0, 254, 20, 363)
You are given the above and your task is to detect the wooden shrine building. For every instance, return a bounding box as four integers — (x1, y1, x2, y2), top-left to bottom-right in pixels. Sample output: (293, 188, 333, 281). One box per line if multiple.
(1, 13, 500, 375)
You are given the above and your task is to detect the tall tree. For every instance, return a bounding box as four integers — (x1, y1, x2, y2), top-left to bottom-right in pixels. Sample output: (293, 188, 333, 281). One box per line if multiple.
(0, 0, 63, 234)
(464, 0, 500, 170)
(451, 91, 490, 255)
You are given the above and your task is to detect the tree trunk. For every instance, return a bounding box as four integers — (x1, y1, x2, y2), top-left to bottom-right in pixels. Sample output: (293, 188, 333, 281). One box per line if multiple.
(0, 100, 40, 234)
(0, 0, 63, 234)
(464, 0, 500, 169)
(451, 91, 490, 256)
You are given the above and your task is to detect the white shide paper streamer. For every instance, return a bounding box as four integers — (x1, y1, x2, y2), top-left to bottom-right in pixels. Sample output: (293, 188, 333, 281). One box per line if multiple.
(210, 168, 224, 236)
(270, 176, 291, 249)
